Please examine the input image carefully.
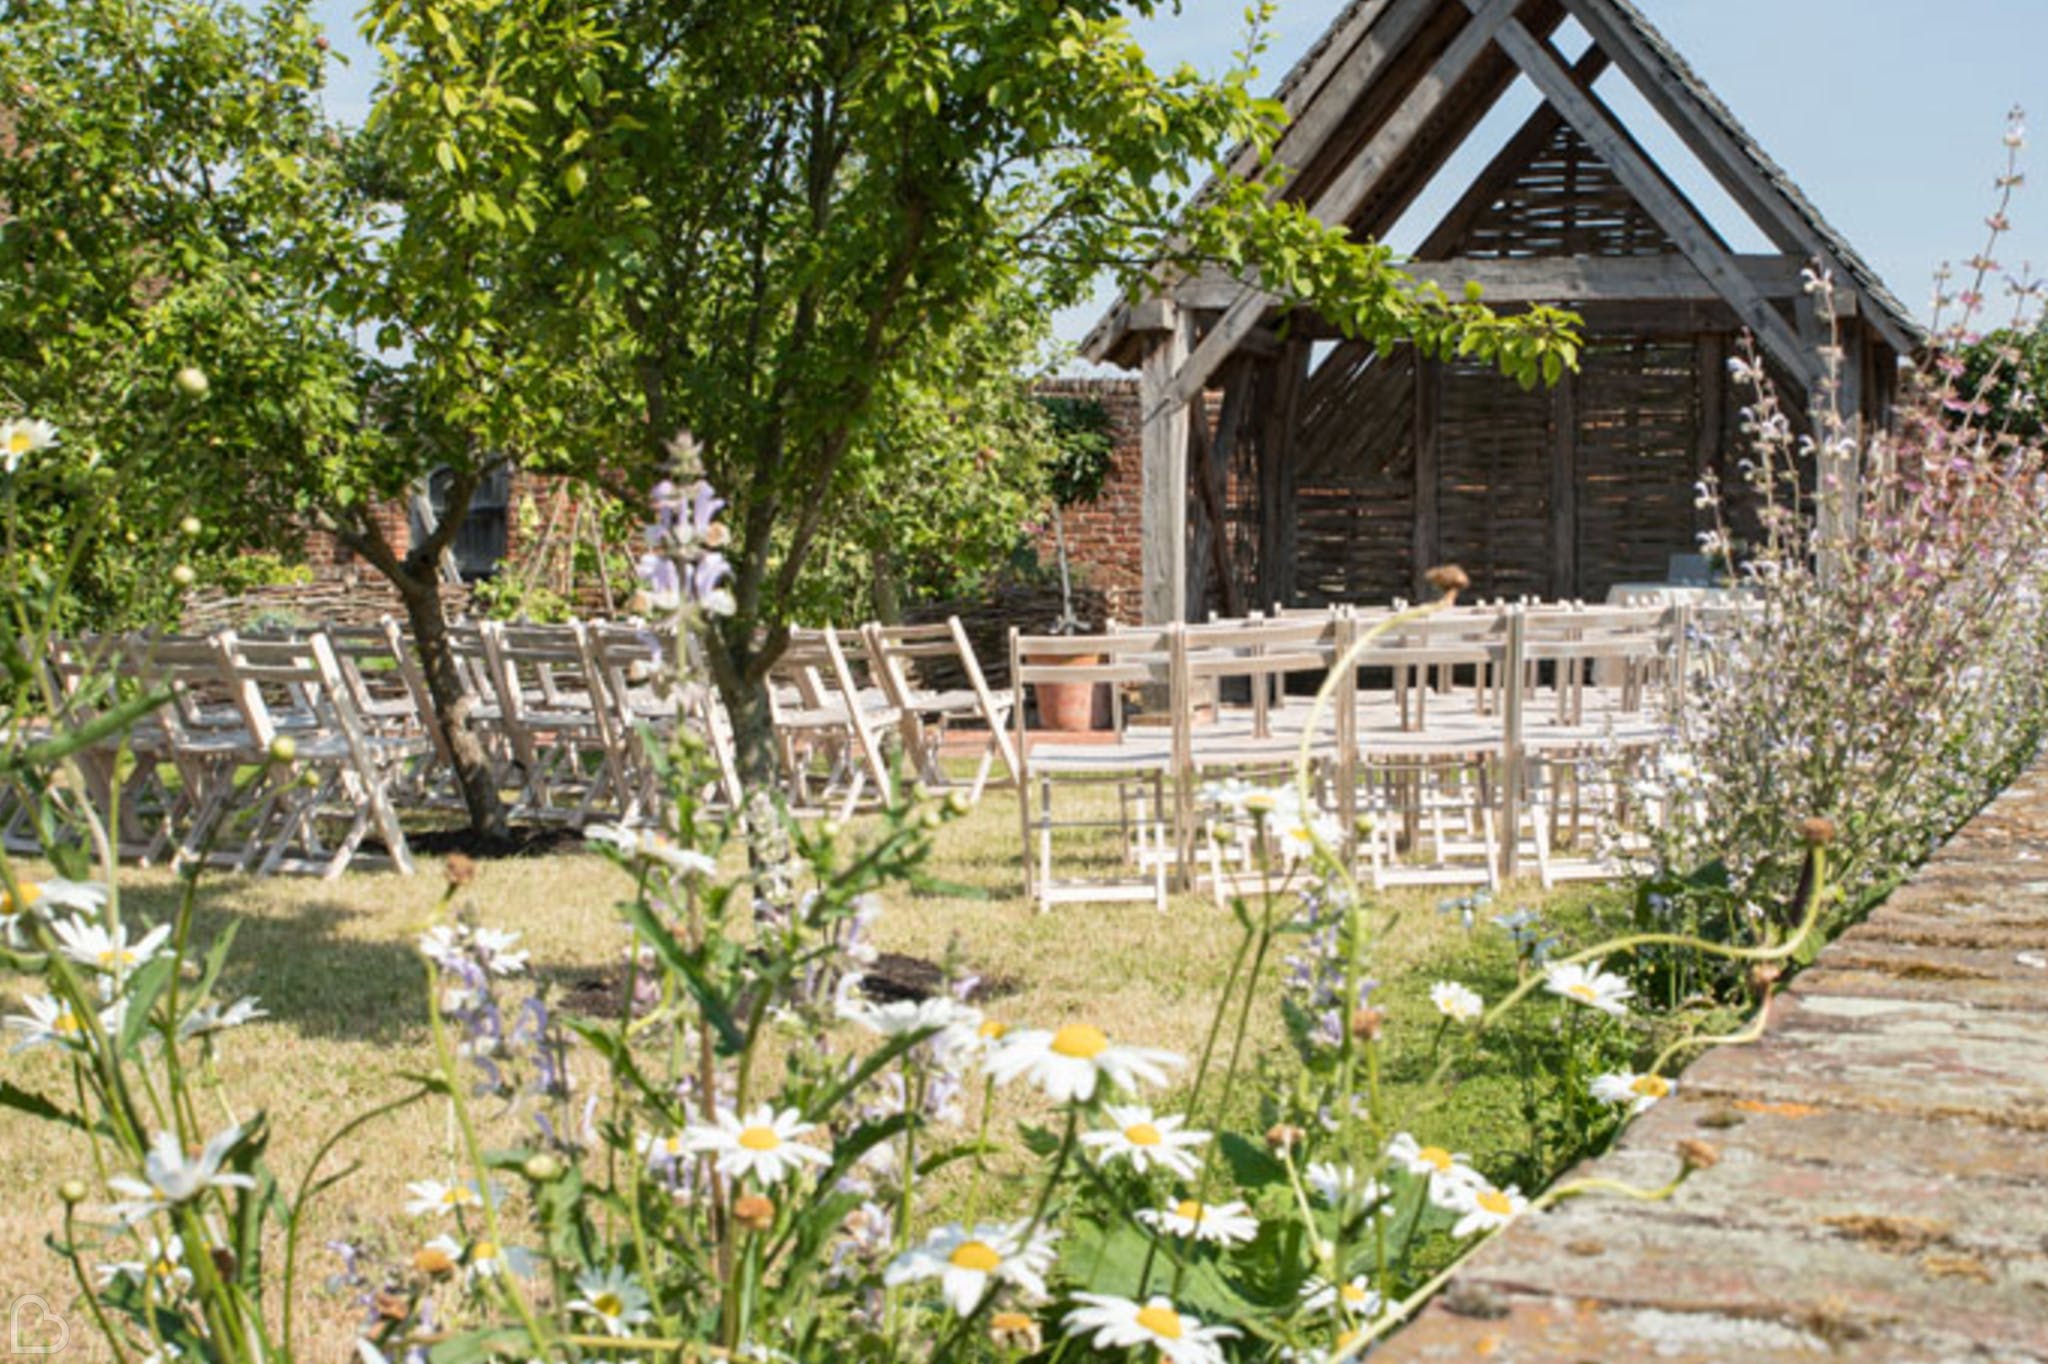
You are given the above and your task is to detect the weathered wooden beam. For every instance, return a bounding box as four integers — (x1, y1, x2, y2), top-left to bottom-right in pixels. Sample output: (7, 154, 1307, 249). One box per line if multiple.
(1161, 0, 1530, 414)
(1140, 307, 1194, 625)
(1169, 253, 1834, 311)
(1188, 365, 1252, 619)
(1559, 0, 1917, 357)
(1417, 40, 1611, 257)
(1412, 354, 1442, 597)
(1549, 367, 1577, 598)
(1258, 338, 1312, 611)
(1475, 6, 1823, 389)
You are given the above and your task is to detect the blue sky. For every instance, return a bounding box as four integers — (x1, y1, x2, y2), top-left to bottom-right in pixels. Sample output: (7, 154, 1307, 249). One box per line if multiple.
(311, 0, 2047, 341)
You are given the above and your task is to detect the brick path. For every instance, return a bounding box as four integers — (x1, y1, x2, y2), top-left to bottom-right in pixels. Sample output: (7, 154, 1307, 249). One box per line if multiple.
(1378, 761, 2048, 1363)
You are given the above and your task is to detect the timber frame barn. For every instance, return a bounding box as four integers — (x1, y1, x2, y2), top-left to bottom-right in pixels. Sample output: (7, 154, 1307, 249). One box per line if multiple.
(1081, 0, 1920, 625)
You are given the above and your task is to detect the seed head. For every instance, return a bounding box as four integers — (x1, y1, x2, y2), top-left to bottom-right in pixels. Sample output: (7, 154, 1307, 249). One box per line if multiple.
(1349, 1006, 1385, 1043)
(444, 853, 479, 888)
(1425, 564, 1471, 599)
(412, 1244, 457, 1279)
(1797, 816, 1837, 846)
(1676, 1138, 1721, 1171)
(1264, 1123, 1305, 1152)
(988, 1312, 1042, 1352)
(733, 1193, 775, 1233)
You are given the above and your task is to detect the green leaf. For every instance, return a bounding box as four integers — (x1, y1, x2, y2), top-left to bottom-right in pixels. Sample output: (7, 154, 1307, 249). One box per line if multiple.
(619, 898, 744, 1054)
(120, 956, 177, 1055)
(0, 1080, 86, 1132)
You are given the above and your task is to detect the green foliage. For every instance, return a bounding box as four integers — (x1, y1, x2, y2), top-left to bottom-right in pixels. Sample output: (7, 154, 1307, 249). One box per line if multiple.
(1039, 395, 1117, 509)
(1957, 324, 2048, 441)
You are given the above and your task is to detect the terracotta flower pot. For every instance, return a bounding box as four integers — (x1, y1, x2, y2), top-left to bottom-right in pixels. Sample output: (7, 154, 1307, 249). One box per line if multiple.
(1027, 653, 1106, 732)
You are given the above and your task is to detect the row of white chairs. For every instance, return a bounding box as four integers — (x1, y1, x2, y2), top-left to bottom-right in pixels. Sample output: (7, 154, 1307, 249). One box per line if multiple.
(1007, 601, 1707, 911)
(3, 614, 1023, 878)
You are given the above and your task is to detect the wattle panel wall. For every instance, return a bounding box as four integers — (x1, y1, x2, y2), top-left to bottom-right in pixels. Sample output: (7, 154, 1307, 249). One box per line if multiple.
(1437, 356, 1553, 601)
(1574, 337, 1704, 597)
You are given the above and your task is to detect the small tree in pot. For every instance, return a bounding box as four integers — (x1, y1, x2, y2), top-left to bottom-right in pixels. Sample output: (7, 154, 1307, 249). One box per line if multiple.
(1031, 395, 1117, 729)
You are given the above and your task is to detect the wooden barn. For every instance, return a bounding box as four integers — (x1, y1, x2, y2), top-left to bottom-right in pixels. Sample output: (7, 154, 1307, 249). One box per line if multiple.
(1080, 0, 1920, 625)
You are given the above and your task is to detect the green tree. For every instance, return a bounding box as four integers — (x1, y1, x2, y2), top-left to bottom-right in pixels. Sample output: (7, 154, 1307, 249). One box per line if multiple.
(0, 0, 652, 834)
(365, 0, 1581, 787)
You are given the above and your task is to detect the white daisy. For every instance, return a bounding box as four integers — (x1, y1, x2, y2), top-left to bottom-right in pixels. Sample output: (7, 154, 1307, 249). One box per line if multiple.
(1304, 1161, 1388, 1211)
(418, 924, 527, 978)
(0, 878, 106, 944)
(1136, 1197, 1259, 1248)
(471, 927, 529, 974)
(107, 1125, 256, 1222)
(984, 1024, 1183, 1103)
(0, 417, 58, 473)
(1591, 1070, 1675, 1115)
(178, 996, 267, 1041)
(838, 994, 982, 1047)
(1063, 1294, 1238, 1364)
(50, 915, 171, 977)
(637, 1130, 692, 1171)
(96, 1234, 194, 1295)
(1302, 1274, 1383, 1320)
(403, 1179, 487, 1217)
(1543, 959, 1635, 1017)
(1428, 981, 1484, 1023)
(6, 993, 125, 1053)
(1384, 1133, 1485, 1205)
(425, 1233, 519, 1289)
(683, 1105, 830, 1187)
(1448, 1181, 1528, 1239)
(567, 1266, 653, 1338)
(585, 822, 718, 875)
(1080, 1105, 1210, 1180)
(883, 1220, 1058, 1316)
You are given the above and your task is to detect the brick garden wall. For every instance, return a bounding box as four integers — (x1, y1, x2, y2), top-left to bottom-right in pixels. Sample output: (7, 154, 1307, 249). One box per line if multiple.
(1033, 377, 1146, 624)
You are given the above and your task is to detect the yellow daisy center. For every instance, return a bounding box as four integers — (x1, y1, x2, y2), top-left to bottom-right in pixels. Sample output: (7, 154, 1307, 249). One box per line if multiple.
(1566, 983, 1598, 1003)
(1476, 1189, 1515, 1216)
(0, 884, 42, 914)
(978, 1019, 1006, 1040)
(1134, 1304, 1184, 1340)
(1418, 1146, 1454, 1172)
(990, 1311, 1033, 1332)
(592, 1291, 624, 1318)
(1631, 1075, 1671, 1099)
(948, 1240, 1003, 1273)
(1049, 1024, 1109, 1059)
(1337, 1329, 1362, 1349)
(53, 1007, 82, 1036)
(440, 1186, 475, 1206)
(1125, 1122, 1163, 1147)
(1173, 1199, 1205, 1221)
(1340, 1283, 1371, 1305)
(474, 1240, 498, 1261)
(736, 1125, 782, 1152)
(152, 1258, 177, 1279)
(6, 431, 30, 455)
(98, 948, 134, 969)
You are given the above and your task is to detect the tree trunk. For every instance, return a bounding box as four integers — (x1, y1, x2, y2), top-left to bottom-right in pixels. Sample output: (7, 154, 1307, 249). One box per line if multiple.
(394, 570, 509, 838)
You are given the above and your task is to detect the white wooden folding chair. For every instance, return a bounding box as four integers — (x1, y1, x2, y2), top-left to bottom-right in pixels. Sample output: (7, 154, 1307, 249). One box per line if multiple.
(325, 618, 445, 805)
(481, 621, 623, 825)
(1011, 627, 1176, 913)
(774, 625, 904, 819)
(865, 617, 1019, 804)
(210, 631, 421, 877)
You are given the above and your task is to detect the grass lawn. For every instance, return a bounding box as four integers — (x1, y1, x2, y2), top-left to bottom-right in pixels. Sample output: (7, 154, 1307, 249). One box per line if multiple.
(0, 787, 1623, 1357)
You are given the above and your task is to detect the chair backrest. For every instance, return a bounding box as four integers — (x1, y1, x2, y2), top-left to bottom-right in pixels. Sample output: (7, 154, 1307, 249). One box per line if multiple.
(213, 631, 373, 763)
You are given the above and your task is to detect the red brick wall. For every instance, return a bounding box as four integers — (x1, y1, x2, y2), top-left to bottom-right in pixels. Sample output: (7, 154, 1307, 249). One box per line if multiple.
(1034, 378, 1145, 623)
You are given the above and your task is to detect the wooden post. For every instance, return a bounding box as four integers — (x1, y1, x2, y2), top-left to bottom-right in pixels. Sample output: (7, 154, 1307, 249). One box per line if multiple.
(1548, 367, 1578, 599)
(1140, 305, 1193, 625)
(1694, 334, 1726, 536)
(1258, 336, 1310, 611)
(1412, 354, 1442, 597)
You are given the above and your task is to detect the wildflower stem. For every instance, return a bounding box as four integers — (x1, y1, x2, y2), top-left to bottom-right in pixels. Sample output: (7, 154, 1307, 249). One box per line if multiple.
(59, 1204, 131, 1364)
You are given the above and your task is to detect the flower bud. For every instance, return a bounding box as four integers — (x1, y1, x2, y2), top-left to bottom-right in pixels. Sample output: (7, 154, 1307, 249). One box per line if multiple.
(268, 735, 296, 764)
(1797, 816, 1837, 846)
(522, 1152, 562, 1183)
(945, 790, 971, 817)
(988, 1312, 1041, 1353)
(444, 853, 479, 888)
(733, 1193, 775, 1233)
(1264, 1123, 1304, 1153)
(173, 366, 210, 398)
(57, 1178, 88, 1205)
(412, 1244, 457, 1278)
(1424, 564, 1471, 598)
(179, 515, 203, 536)
(170, 564, 196, 588)
(1349, 1007, 1385, 1043)
(1676, 1138, 1721, 1171)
